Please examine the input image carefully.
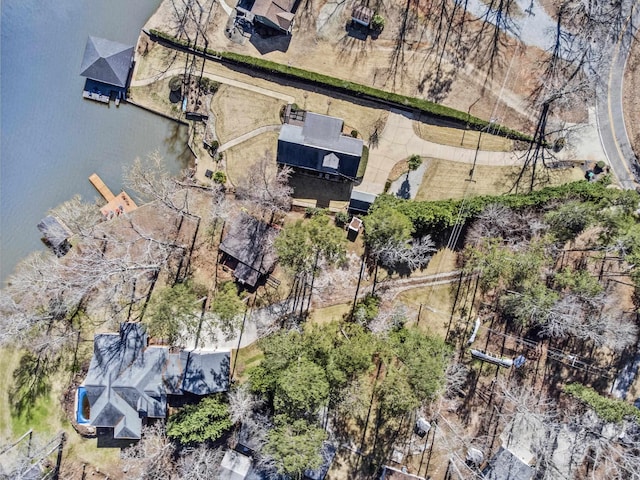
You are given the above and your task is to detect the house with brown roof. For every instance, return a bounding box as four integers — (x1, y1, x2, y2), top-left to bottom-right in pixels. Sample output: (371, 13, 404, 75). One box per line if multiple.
(240, 0, 296, 34)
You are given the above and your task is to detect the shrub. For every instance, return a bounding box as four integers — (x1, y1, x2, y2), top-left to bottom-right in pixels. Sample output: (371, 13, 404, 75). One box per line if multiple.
(199, 77, 220, 94)
(305, 207, 328, 217)
(169, 75, 183, 92)
(351, 129, 359, 138)
(335, 211, 349, 227)
(354, 294, 380, 322)
(371, 14, 385, 31)
(564, 383, 640, 423)
(408, 154, 422, 171)
(212, 171, 227, 184)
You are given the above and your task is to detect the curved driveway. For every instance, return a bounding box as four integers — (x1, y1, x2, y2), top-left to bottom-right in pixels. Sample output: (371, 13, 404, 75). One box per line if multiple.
(595, 4, 640, 190)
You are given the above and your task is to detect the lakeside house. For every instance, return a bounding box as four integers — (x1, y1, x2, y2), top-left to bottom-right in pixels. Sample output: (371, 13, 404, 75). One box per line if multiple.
(80, 36, 134, 102)
(81, 323, 230, 446)
(238, 0, 296, 35)
(277, 112, 363, 182)
(219, 213, 279, 288)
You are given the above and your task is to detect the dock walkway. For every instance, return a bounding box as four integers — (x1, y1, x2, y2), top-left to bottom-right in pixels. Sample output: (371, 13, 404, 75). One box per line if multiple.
(89, 173, 115, 201)
(89, 173, 138, 218)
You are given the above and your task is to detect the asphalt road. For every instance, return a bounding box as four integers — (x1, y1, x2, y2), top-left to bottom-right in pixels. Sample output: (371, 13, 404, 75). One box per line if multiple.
(596, 4, 640, 190)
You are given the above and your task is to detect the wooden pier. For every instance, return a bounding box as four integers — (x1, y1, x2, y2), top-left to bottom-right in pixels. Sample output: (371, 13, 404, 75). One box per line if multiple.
(89, 173, 115, 201)
(89, 173, 138, 218)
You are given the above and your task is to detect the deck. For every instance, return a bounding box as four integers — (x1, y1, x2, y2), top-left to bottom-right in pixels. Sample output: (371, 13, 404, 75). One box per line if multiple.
(83, 90, 110, 104)
(89, 173, 138, 218)
(89, 173, 115, 201)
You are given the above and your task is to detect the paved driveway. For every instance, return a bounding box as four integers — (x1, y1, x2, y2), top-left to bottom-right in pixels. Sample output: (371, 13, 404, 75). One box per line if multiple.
(360, 110, 525, 195)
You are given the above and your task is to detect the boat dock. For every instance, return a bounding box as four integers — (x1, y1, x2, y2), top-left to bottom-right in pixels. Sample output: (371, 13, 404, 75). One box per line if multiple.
(83, 90, 110, 104)
(89, 173, 138, 218)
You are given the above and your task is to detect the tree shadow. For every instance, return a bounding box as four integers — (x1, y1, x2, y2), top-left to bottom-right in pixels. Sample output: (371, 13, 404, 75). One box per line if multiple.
(10, 351, 59, 420)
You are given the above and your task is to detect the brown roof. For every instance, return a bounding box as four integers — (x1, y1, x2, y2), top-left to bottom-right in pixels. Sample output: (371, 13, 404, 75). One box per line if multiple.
(251, 0, 296, 30)
(352, 5, 373, 23)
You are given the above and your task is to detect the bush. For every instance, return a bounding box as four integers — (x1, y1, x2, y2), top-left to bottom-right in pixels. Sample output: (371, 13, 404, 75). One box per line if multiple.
(305, 207, 328, 217)
(371, 14, 385, 31)
(408, 154, 422, 171)
(199, 77, 220, 94)
(208, 140, 219, 152)
(212, 171, 227, 184)
(335, 211, 349, 227)
(169, 75, 183, 92)
(564, 383, 640, 423)
(354, 294, 380, 322)
(351, 129, 359, 138)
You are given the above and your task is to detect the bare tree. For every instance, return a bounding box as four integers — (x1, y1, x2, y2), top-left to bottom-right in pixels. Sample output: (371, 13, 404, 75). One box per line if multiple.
(229, 384, 264, 425)
(372, 235, 436, 272)
(121, 423, 175, 480)
(48, 194, 103, 237)
(177, 444, 224, 480)
(124, 151, 195, 216)
(235, 154, 293, 222)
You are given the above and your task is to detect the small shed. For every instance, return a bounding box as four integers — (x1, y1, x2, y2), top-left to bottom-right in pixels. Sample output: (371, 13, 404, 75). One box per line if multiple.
(349, 189, 377, 214)
(352, 5, 373, 27)
(219, 213, 279, 288)
(220, 450, 252, 480)
(37, 215, 73, 256)
(347, 216, 362, 241)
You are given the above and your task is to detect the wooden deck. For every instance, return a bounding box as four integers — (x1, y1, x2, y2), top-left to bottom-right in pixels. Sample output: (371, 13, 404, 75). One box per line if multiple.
(89, 173, 138, 218)
(89, 173, 115, 202)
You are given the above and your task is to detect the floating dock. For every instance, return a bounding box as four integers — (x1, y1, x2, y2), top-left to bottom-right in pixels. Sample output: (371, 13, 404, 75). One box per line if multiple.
(89, 173, 138, 218)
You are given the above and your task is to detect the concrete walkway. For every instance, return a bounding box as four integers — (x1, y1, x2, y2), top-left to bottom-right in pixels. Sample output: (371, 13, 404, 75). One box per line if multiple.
(130, 66, 295, 104)
(217, 0, 233, 16)
(218, 124, 282, 152)
(360, 110, 527, 195)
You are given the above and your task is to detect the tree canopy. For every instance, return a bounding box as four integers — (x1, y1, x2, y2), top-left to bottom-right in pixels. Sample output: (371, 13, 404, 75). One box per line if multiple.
(166, 395, 233, 445)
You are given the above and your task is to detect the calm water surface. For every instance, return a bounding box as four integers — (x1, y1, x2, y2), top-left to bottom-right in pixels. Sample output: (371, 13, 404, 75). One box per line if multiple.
(1, 0, 192, 282)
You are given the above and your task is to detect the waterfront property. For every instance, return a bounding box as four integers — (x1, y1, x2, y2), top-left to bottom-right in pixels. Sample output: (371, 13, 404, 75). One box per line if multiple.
(237, 0, 296, 35)
(80, 36, 134, 103)
(82, 323, 230, 445)
(277, 112, 363, 182)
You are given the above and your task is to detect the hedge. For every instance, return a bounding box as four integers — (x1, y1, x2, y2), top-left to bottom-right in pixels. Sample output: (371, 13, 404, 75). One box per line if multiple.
(371, 178, 624, 237)
(564, 383, 640, 423)
(147, 29, 533, 142)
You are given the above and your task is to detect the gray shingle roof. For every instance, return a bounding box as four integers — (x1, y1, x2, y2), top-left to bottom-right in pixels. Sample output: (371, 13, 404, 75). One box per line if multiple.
(219, 213, 278, 287)
(482, 447, 534, 480)
(80, 36, 133, 88)
(277, 113, 363, 180)
(83, 323, 230, 441)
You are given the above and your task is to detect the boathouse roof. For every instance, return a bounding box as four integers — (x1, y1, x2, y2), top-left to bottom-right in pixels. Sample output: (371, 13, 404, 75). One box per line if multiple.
(80, 36, 134, 88)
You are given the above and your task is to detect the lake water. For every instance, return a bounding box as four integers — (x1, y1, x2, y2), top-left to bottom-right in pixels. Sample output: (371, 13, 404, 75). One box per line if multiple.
(1, 0, 192, 282)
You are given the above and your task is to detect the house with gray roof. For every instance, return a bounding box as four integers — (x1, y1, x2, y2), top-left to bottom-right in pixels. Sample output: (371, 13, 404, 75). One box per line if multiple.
(80, 36, 134, 99)
(219, 212, 279, 288)
(82, 323, 230, 445)
(37, 215, 73, 257)
(277, 112, 363, 182)
(481, 447, 534, 480)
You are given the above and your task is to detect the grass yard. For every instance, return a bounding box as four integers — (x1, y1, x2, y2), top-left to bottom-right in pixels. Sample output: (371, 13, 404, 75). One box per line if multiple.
(209, 85, 284, 143)
(395, 284, 457, 341)
(129, 79, 182, 120)
(224, 131, 280, 186)
(415, 158, 585, 201)
(231, 343, 264, 383)
(413, 116, 514, 152)
(307, 303, 352, 326)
